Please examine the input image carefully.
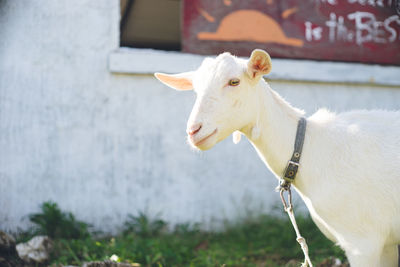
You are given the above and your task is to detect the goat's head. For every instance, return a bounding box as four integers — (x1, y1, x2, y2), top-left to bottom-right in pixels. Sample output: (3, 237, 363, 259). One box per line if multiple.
(155, 49, 272, 150)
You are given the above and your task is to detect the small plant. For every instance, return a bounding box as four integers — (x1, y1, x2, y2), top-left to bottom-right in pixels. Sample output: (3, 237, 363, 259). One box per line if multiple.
(123, 212, 167, 237)
(29, 201, 90, 239)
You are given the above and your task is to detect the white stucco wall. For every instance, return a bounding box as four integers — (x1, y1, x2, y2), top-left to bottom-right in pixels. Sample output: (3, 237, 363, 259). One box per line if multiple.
(1, 0, 399, 233)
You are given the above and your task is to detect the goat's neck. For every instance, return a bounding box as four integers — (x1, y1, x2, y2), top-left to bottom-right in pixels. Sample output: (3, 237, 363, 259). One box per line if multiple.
(241, 81, 304, 183)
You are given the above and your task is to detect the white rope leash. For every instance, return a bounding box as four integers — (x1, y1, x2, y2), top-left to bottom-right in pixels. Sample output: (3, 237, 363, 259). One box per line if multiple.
(280, 186, 313, 267)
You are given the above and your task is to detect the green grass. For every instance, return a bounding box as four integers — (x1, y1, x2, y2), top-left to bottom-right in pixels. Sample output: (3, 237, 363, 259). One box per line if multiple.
(19, 202, 347, 267)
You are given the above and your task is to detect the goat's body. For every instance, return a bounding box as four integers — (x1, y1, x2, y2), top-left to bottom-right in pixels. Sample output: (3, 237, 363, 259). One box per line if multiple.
(247, 83, 400, 266)
(301, 109, 400, 265)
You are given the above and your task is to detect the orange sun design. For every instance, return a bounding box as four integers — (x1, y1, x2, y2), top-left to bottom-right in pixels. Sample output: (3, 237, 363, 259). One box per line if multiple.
(197, 2, 303, 47)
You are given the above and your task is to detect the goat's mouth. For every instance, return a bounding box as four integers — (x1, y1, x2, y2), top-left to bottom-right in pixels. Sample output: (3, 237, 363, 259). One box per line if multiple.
(190, 128, 218, 148)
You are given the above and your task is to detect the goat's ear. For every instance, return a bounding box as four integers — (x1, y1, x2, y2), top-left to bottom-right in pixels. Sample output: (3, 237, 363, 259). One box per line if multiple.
(154, 72, 194, 91)
(247, 49, 272, 79)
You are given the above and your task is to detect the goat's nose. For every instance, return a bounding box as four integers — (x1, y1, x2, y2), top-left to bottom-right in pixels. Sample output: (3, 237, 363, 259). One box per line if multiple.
(187, 123, 202, 136)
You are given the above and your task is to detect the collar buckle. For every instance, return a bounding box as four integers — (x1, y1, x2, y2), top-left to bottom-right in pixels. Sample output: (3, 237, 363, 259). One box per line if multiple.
(283, 160, 300, 182)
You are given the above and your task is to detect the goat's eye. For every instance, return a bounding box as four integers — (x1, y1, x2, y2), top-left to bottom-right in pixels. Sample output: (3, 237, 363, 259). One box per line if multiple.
(228, 79, 240, 86)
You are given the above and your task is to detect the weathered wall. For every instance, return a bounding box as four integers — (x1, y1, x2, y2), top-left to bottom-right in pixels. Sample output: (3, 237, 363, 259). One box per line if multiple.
(1, 0, 399, 232)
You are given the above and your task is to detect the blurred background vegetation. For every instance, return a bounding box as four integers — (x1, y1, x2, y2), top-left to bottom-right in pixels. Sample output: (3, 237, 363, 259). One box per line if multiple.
(15, 201, 346, 266)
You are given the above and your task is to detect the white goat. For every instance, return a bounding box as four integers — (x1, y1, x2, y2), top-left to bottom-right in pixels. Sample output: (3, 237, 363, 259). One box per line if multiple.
(155, 49, 400, 267)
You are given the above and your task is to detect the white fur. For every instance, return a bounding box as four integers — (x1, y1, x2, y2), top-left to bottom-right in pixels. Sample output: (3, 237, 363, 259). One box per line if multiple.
(155, 50, 400, 267)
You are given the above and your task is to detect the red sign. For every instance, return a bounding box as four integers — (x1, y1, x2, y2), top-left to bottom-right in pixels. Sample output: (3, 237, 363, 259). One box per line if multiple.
(182, 0, 400, 65)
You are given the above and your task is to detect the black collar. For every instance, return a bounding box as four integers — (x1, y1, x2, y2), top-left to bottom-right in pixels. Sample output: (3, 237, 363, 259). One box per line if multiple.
(281, 117, 307, 187)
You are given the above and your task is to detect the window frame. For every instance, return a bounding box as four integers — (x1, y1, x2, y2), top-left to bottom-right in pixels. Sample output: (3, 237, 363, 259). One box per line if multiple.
(109, 47, 400, 86)
(112, 2, 400, 87)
